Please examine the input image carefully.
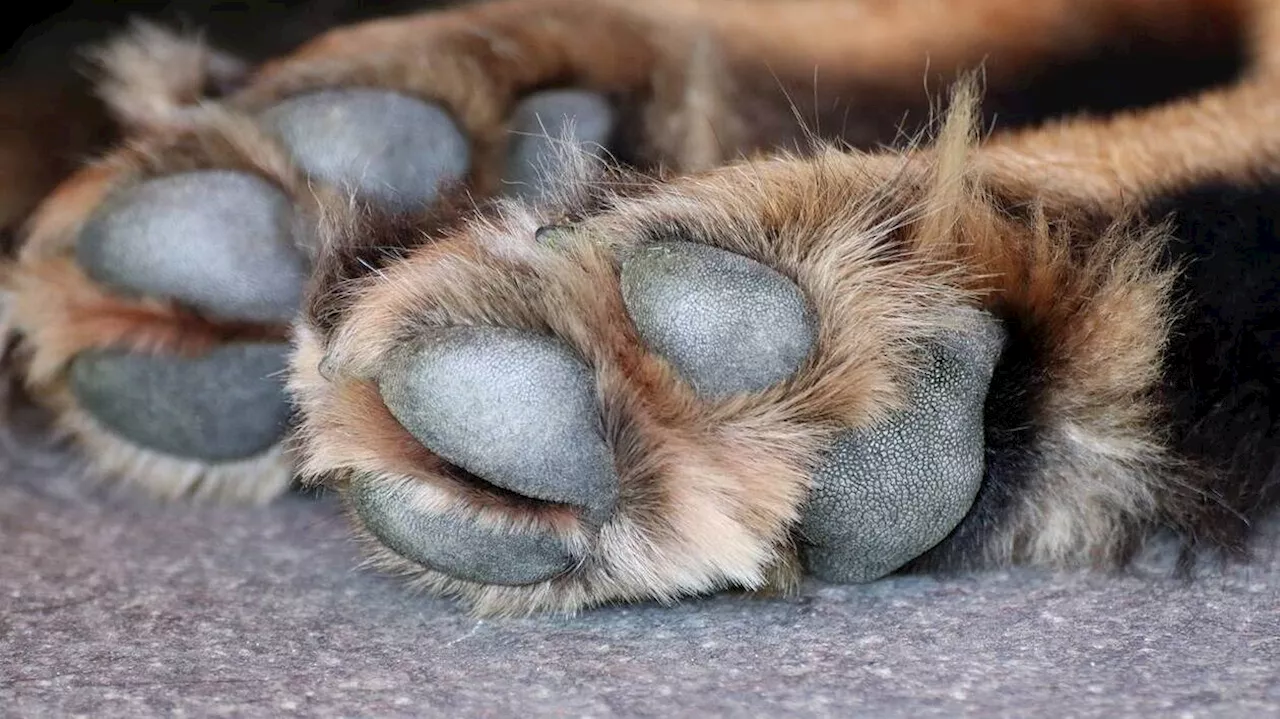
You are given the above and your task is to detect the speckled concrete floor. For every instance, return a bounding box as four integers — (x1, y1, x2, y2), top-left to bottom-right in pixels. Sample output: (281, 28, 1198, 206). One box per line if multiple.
(3, 421, 1277, 718)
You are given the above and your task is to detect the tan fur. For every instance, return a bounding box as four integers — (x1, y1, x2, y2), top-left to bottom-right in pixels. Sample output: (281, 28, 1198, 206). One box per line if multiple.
(926, 197, 1181, 567)
(899, 83, 1189, 567)
(7, 259, 283, 385)
(980, 77, 1280, 214)
(5, 0, 1278, 613)
(90, 21, 249, 134)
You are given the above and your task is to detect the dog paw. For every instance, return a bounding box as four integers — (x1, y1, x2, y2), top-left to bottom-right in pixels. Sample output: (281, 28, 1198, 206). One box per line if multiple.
(292, 157, 1005, 613)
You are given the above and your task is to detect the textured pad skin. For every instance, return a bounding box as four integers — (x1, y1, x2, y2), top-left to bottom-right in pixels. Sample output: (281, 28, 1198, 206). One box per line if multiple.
(262, 89, 469, 212)
(377, 327, 618, 523)
(620, 241, 818, 398)
(800, 310, 1006, 583)
(69, 343, 293, 461)
(350, 476, 574, 586)
(502, 90, 615, 200)
(77, 171, 306, 323)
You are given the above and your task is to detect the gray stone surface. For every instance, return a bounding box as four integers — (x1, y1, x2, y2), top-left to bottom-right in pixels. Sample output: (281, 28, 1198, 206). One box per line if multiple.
(800, 311, 1006, 583)
(1, 418, 1277, 718)
(69, 343, 293, 461)
(502, 89, 615, 201)
(262, 89, 469, 212)
(351, 474, 573, 586)
(621, 241, 817, 398)
(378, 327, 617, 522)
(77, 171, 307, 324)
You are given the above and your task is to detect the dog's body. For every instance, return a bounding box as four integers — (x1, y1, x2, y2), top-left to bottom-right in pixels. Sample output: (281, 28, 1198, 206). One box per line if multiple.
(4, 0, 1279, 614)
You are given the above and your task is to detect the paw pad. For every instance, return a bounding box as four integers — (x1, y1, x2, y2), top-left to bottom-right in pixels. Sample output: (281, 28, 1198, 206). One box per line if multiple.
(620, 241, 817, 398)
(377, 327, 619, 522)
(70, 343, 293, 461)
(77, 171, 305, 323)
(350, 476, 575, 586)
(799, 310, 1006, 582)
(262, 89, 469, 211)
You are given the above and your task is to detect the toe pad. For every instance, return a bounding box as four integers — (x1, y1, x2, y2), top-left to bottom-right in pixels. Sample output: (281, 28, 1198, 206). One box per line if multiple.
(77, 171, 306, 324)
(263, 89, 469, 212)
(351, 477, 573, 586)
(70, 342, 293, 461)
(621, 241, 817, 398)
(378, 327, 618, 522)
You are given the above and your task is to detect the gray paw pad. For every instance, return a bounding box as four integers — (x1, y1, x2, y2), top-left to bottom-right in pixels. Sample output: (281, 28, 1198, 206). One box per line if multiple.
(77, 171, 306, 324)
(620, 241, 817, 398)
(377, 327, 618, 522)
(262, 89, 469, 212)
(800, 310, 1006, 583)
(351, 476, 573, 586)
(502, 89, 614, 200)
(69, 342, 293, 461)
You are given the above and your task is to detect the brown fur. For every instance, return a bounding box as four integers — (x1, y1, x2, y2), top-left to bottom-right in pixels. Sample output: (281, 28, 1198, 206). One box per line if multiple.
(4, 0, 1278, 613)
